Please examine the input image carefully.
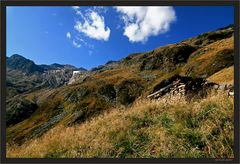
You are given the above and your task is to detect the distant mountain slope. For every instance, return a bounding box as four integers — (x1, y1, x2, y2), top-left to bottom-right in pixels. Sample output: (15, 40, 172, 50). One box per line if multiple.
(39, 63, 82, 71)
(6, 55, 88, 98)
(6, 25, 234, 146)
(7, 54, 44, 74)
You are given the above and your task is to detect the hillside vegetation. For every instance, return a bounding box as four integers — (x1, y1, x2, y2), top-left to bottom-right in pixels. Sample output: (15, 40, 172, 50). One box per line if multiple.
(207, 66, 234, 85)
(7, 91, 233, 158)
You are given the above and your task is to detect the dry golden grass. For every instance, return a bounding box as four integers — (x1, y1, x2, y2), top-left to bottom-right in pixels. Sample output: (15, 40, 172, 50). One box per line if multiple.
(93, 65, 141, 85)
(196, 36, 233, 61)
(181, 36, 234, 77)
(207, 66, 234, 85)
(7, 91, 234, 158)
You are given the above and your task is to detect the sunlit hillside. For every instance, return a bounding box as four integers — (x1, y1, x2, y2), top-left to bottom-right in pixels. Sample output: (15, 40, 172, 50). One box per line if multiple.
(7, 91, 233, 158)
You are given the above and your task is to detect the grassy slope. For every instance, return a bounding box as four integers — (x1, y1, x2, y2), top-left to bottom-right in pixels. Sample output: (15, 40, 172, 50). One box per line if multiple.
(207, 66, 234, 85)
(7, 91, 233, 158)
(181, 36, 234, 78)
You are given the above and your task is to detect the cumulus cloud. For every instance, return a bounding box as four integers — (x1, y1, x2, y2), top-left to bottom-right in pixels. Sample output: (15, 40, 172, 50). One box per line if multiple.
(115, 6, 176, 43)
(74, 11, 110, 41)
(66, 32, 71, 39)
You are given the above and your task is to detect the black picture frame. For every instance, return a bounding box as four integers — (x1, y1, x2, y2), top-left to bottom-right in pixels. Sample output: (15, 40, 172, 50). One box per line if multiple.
(0, 0, 239, 163)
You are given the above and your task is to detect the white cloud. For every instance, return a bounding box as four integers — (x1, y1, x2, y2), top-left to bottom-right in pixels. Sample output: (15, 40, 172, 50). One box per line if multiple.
(76, 36, 95, 49)
(93, 6, 108, 13)
(72, 6, 80, 10)
(66, 32, 71, 39)
(72, 6, 84, 17)
(115, 6, 176, 43)
(74, 11, 110, 41)
(73, 40, 81, 48)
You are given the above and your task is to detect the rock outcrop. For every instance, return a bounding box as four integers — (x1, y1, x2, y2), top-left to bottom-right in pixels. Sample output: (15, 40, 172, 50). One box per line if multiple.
(68, 70, 89, 85)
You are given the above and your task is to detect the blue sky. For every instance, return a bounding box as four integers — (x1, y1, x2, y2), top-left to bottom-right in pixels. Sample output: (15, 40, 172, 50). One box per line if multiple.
(7, 6, 234, 70)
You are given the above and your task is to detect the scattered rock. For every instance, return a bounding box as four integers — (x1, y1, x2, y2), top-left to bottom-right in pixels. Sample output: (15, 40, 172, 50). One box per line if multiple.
(150, 75, 217, 101)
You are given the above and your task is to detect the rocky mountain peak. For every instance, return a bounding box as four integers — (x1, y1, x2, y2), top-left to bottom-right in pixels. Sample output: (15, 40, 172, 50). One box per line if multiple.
(7, 54, 44, 74)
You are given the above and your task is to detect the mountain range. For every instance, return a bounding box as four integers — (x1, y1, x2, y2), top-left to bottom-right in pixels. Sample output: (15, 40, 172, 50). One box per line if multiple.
(6, 25, 234, 157)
